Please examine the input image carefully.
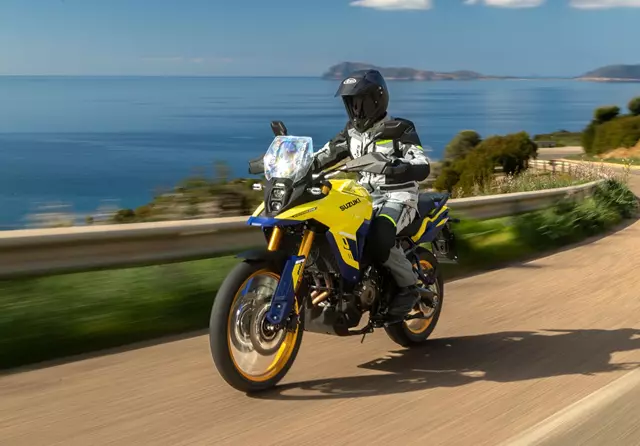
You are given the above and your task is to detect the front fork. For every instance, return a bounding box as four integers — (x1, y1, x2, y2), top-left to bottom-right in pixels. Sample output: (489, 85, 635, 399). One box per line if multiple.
(265, 227, 315, 326)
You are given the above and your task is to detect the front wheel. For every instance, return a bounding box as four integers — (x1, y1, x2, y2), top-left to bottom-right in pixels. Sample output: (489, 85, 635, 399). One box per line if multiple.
(209, 261, 304, 393)
(385, 249, 444, 347)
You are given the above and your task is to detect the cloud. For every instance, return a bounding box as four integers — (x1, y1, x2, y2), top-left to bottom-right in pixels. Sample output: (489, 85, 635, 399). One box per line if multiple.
(464, 0, 545, 6)
(350, 0, 433, 10)
(570, 0, 640, 7)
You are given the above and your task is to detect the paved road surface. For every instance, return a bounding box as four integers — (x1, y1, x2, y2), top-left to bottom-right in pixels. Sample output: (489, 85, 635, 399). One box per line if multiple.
(537, 146, 584, 160)
(1, 162, 639, 446)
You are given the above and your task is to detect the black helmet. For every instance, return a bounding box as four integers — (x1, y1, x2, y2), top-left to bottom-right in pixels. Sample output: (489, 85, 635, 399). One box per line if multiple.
(335, 69, 389, 133)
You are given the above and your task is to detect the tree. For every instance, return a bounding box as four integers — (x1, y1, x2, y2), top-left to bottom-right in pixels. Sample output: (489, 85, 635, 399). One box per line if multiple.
(594, 105, 620, 123)
(433, 162, 462, 192)
(491, 131, 537, 175)
(582, 121, 598, 154)
(629, 97, 640, 116)
(591, 115, 640, 154)
(434, 130, 537, 194)
(443, 130, 481, 161)
(112, 208, 136, 224)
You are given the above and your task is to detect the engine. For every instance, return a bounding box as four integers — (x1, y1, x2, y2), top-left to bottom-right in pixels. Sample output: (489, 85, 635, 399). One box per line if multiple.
(353, 267, 379, 311)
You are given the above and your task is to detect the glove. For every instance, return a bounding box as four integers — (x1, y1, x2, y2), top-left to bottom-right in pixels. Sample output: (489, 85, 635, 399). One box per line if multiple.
(383, 159, 410, 176)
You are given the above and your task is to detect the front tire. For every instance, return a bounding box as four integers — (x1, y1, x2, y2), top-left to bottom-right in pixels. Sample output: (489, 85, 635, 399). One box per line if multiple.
(385, 249, 444, 347)
(209, 261, 304, 393)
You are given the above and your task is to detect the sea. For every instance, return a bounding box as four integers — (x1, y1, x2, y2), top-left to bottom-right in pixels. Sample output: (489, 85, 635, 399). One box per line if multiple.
(1, 76, 639, 229)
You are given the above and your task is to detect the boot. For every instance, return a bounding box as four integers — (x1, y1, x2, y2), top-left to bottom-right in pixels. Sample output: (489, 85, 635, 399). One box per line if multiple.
(386, 284, 420, 324)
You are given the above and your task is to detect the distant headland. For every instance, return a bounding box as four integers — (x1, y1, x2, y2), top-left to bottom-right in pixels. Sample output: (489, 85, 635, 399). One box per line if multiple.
(321, 62, 516, 81)
(322, 62, 640, 83)
(575, 64, 640, 83)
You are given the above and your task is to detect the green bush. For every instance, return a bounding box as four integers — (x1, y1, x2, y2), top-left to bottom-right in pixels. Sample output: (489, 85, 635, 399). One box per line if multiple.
(582, 121, 598, 154)
(443, 130, 482, 161)
(628, 97, 640, 116)
(455, 149, 495, 192)
(433, 161, 462, 192)
(594, 105, 621, 124)
(435, 130, 537, 194)
(513, 179, 636, 249)
(489, 131, 538, 175)
(591, 115, 640, 154)
(592, 178, 639, 218)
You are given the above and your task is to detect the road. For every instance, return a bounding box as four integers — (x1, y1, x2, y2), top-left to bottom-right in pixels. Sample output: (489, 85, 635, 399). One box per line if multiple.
(1, 161, 639, 446)
(536, 146, 584, 160)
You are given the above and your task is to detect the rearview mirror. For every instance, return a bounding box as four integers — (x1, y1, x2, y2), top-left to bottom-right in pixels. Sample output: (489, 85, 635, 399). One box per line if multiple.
(374, 120, 412, 141)
(270, 120, 288, 136)
(248, 157, 265, 175)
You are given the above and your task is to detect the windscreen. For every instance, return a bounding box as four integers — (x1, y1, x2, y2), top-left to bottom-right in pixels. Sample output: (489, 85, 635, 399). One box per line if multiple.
(263, 136, 314, 183)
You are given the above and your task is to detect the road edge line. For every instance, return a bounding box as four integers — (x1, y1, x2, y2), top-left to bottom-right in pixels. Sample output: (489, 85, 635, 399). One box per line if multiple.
(499, 366, 640, 446)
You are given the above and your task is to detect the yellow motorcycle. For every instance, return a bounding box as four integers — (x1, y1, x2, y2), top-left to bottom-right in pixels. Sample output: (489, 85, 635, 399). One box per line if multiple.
(209, 120, 459, 393)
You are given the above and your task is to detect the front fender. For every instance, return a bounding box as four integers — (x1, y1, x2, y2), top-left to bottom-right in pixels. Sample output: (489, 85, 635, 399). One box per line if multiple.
(236, 248, 304, 325)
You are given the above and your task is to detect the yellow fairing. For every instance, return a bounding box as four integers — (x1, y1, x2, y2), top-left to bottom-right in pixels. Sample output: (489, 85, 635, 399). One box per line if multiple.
(252, 202, 265, 217)
(277, 179, 373, 274)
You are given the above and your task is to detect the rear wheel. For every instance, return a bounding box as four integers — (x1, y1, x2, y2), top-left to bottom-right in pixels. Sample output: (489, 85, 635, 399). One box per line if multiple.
(385, 249, 444, 347)
(209, 261, 304, 393)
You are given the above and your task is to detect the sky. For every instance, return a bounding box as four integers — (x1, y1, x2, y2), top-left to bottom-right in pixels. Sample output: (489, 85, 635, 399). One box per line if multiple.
(0, 0, 639, 77)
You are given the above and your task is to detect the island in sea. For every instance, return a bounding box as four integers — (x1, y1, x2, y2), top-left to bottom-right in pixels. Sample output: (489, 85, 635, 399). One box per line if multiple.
(576, 64, 640, 83)
(322, 62, 516, 81)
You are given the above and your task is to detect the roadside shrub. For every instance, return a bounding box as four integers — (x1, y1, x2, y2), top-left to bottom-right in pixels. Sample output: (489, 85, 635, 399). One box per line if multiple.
(433, 161, 462, 192)
(513, 179, 636, 249)
(591, 115, 640, 154)
(489, 131, 538, 175)
(592, 178, 638, 218)
(594, 105, 620, 124)
(582, 121, 598, 154)
(628, 97, 640, 116)
(443, 130, 482, 161)
(435, 130, 537, 194)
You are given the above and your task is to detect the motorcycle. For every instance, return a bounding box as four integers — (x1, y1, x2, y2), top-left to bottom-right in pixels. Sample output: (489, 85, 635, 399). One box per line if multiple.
(209, 119, 459, 393)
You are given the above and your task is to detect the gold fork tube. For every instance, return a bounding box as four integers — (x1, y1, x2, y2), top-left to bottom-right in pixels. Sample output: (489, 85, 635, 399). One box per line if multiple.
(293, 230, 315, 292)
(267, 227, 283, 251)
(297, 230, 315, 258)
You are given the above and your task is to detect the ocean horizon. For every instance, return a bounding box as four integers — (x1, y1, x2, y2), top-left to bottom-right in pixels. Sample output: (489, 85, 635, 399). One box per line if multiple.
(1, 76, 639, 229)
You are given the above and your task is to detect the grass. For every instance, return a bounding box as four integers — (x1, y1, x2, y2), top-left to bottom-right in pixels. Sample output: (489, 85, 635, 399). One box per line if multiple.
(1, 179, 636, 370)
(0, 257, 239, 369)
(565, 154, 640, 166)
(451, 170, 590, 198)
(533, 130, 582, 147)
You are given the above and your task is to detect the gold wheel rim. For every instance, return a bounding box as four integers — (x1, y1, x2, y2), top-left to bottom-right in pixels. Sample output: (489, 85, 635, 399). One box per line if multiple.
(405, 260, 437, 335)
(226, 270, 300, 383)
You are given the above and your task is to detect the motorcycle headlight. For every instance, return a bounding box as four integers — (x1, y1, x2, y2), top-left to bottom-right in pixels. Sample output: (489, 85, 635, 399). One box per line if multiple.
(267, 183, 290, 214)
(270, 201, 282, 211)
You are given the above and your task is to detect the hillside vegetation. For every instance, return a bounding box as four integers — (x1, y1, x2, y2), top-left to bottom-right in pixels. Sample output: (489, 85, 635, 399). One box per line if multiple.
(434, 130, 539, 195)
(582, 96, 640, 156)
(578, 64, 640, 81)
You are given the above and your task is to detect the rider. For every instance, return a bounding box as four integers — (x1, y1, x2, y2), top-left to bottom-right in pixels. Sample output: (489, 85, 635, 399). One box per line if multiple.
(313, 69, 431, 324)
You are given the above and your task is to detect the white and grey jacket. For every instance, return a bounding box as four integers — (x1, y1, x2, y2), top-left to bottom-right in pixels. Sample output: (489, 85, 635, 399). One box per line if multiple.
(313, 115, 431, 210)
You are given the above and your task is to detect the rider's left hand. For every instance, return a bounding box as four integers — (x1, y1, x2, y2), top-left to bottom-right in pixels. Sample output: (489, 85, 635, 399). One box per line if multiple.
(383, 159, 410, 176)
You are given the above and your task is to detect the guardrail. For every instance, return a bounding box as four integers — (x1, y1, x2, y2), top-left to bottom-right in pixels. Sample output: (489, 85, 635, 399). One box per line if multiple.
(0, 177, 601, 280)
(529, 158, 577, 174)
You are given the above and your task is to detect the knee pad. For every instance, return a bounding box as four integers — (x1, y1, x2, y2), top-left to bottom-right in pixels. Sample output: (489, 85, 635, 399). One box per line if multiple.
(366, 216, 396, 264)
